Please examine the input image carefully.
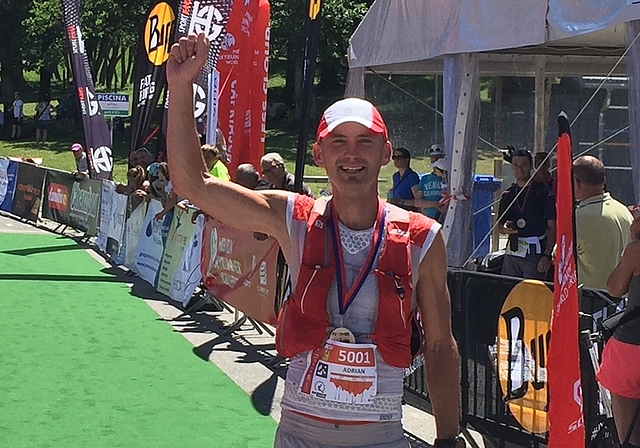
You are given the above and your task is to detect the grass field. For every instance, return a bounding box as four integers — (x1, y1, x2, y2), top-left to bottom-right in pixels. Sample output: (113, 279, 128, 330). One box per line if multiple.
(0, 102, 498, 194)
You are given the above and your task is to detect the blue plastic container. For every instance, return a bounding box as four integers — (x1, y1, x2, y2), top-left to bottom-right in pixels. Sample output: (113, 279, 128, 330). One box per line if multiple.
(472, 175, 502, 257)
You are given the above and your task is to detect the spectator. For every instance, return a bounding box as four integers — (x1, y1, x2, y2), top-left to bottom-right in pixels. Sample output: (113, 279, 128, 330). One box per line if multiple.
(573, 155, 633, 289)
(234, 163, 270, 190)
(498, 148, 555, 280)
(388, 147, 419, 211)
(201, 143, 230, 180)
(129, 147, 154, 169)
(70, 143, 89, 178)
(428, 144, 445, 164)
(153, 162, 185, 221)
(166, 34, 462, 446)
(35, 95, 54, 146)
(11, 92, 24, 140)
(260, 152, 313, 196)
(597, 216, 640, 448)
(415, 158, 449, 221)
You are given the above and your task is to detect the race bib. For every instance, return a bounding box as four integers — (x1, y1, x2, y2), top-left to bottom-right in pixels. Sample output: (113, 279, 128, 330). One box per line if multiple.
(299, 340, 377, 404)
(507, 239, 529, 258)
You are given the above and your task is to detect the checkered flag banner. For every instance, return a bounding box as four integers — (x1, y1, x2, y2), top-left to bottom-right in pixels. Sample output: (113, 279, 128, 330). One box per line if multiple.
(175, 0, 232, 74)
(61, 0, 114, 180)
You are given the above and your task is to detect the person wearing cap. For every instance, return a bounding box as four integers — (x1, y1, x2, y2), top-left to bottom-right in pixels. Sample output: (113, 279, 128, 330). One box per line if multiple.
(428, 144, 445, 164)
(388, 147, 420, 212)
(415, 158, 449, 221)
(498, 148, 555, 280)
(166, 33, 462, 448)
(70, 143, 89, 178)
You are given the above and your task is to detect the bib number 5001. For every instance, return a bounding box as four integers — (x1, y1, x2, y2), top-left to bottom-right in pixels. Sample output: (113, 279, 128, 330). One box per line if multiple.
(338, 349, 370, 364)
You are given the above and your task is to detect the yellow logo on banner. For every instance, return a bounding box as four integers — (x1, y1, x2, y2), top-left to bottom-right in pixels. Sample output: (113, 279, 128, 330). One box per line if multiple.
(308, 0, 321, 20)
(144, 2, 176, 66)
(496, 280, 552, 434)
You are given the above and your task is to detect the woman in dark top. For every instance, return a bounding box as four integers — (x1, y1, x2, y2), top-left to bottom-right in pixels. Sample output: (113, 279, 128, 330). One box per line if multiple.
(598, 217, 640, 447)
(388, 147, 420, 211)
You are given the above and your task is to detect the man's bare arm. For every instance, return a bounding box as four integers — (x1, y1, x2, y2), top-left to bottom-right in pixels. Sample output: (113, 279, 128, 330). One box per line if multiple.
(166, 34, 290, 249)
(416, 230, 460, 439)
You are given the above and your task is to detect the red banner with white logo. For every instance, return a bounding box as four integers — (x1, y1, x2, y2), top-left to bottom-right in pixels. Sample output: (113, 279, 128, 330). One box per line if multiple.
(249, 0, 270, 171)
(217, 0, 269, 173)
(201, 217, 279, 324)
(547, 115, 585, 447)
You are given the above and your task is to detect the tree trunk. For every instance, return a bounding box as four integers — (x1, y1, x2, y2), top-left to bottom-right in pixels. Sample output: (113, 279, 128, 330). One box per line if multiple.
(318, 60, 339, 92)
(39, 67, 52, 100)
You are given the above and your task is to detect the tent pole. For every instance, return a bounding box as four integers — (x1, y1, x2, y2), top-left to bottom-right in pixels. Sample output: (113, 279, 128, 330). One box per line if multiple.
(534, 56, 548, 155)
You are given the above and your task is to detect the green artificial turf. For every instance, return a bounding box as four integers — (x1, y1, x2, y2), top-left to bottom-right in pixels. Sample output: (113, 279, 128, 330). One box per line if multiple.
(0, 233, 276, 448)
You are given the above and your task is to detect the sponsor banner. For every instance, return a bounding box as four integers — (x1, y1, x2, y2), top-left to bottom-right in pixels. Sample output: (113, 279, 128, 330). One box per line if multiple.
(41, 170, 75, 225)
(174, 0, 231, 133)
(133, 199, 168, 287)
(124, 200, 148, 268)
(130, 0, 177, 155)
(157, 208, 197, 297)
(496, 280, 552, 434)
(11, 163, 45, 222)
(217, 0, 258, 169)
(248, 0, 270, 170)
(95, 181, 114, 252)
(201, 217, 279, 324)
(548, 121, 584, 446)
(171, 213, 205, 306)
(68, 179, 102, 236)
(0, 160, 18, 212)
(95, 182, 127, 257)
(62, 0, 114, 179)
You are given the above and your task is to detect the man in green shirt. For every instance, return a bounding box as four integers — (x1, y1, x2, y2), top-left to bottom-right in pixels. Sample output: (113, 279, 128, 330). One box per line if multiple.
(573, 156, 634, 289)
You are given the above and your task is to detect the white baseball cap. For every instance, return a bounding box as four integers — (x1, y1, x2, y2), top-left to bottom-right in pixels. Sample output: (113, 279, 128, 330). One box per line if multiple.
(316, 98, 388, 141)
(432, 158, 448, 172)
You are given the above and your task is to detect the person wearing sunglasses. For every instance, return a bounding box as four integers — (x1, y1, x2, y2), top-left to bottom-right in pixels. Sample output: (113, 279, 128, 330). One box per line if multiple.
(388, 147, 420, 211)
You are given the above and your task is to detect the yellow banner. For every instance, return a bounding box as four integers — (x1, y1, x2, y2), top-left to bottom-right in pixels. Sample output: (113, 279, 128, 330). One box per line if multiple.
(308, 0, 321, 20)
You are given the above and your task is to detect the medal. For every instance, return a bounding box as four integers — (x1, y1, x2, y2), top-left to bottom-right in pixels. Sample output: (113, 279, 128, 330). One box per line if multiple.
(329, 327, 356, 343)
(516, 218, 526, 228)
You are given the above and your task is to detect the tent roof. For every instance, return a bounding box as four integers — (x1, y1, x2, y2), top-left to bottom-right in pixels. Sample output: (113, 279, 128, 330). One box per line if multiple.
(349, 0, 640, 76)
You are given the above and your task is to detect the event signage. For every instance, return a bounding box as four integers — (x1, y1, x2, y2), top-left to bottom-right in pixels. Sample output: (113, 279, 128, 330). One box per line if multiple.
(217, 0, 269, 170)
(42, 170, 75, 224)
(201, 217, 279, 324)
(130, 0, 177, 155)
(0, 160, 18, 212)
(11, 163, 45, 222)
(96, 93, 130, 117)
(61, 0, 114, 180)
(173, 0, 231, 132)
(70, 179, 101, 236)
(547, 114, 585, 447)
(157, 208, 197, 299)
(133, 199, 170, 287)
(496, 280, 553, 434)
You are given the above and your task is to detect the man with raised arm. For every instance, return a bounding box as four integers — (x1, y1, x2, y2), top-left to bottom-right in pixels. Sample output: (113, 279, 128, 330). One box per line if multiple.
(166, 33, 462, 448)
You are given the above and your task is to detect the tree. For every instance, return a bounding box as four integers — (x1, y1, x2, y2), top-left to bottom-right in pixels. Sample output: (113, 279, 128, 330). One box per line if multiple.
(0, 0, 31, 116)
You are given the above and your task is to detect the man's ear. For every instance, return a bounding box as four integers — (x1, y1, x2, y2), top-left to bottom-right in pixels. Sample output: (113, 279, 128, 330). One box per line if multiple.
(312, 142, 325, 167)
(381, 140, 392, 166)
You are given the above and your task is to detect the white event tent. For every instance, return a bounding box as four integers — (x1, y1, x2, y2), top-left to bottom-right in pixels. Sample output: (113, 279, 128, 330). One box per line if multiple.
(347, 0, 640, 267)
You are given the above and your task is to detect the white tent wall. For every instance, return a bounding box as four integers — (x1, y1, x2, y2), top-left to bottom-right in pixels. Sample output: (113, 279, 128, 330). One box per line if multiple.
(441, 54, 480, 267)
(628, 20, 640, 204)
(347, 0, 640, 263)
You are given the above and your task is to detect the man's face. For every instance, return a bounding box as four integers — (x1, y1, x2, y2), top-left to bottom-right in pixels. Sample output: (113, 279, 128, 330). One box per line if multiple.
(429, 154, 444, 164)
(511, 155, 532, 183)
(313, 122, 390, 195)
(261, 160, 285, 186)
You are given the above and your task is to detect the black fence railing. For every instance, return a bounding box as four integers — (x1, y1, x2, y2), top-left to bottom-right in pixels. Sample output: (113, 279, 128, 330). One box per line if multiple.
(404, 269, 623, 448)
